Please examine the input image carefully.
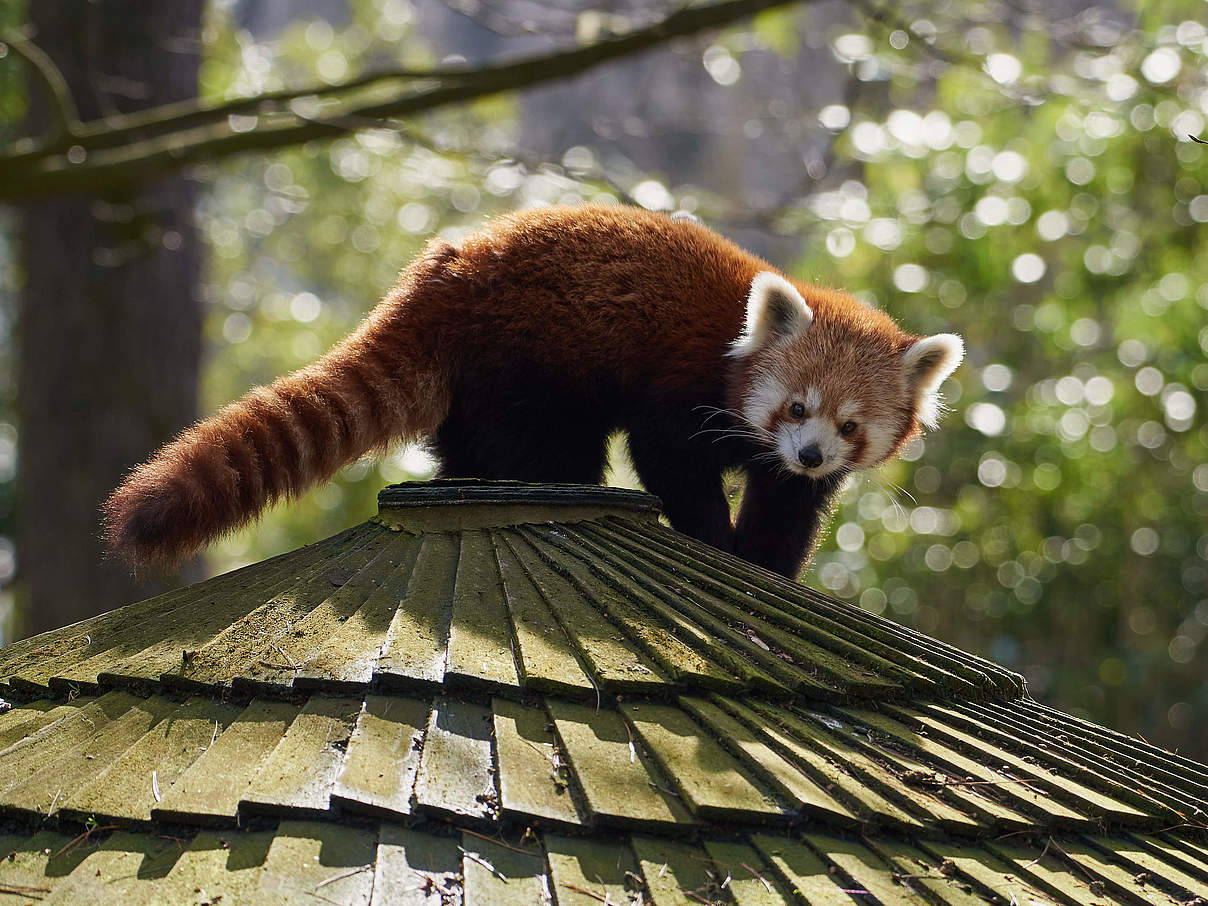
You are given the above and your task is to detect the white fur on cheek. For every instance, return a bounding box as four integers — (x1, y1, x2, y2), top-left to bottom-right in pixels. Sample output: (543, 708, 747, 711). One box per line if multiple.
(860, 421, 898, 466)
(805, 387, 821, 411)
(744, 375, 788, 428)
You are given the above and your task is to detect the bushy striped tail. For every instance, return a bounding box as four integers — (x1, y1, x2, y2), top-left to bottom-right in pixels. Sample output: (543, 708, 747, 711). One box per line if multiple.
(103, 258, 455, 572)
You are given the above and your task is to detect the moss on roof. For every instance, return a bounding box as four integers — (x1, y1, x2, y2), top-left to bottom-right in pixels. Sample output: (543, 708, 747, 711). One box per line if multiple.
(0, 480, 1205, 904)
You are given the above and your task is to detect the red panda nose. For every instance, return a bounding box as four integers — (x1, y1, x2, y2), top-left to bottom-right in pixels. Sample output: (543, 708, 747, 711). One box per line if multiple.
(798, 446, 823, 468)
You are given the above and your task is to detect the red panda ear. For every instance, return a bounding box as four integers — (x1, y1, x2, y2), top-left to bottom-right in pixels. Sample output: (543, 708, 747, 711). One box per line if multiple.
(729, 272, 813, 357)
(903, 333, 964, 429)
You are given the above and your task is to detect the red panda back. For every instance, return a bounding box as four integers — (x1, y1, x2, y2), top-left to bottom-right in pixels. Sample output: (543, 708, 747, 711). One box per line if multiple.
(416, 204, 775, 391)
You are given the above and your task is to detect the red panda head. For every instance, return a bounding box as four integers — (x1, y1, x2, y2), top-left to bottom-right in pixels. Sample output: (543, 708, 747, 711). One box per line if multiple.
(729, 272, 963, 480)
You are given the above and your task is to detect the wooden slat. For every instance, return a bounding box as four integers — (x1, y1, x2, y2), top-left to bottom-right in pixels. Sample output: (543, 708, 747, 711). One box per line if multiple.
(624, 701, 786, 823)
(0, 830, 86, 900)
(905, 704, 1149, 823)
(547, 698, 695, 829)
(827, 707, 1034, 832)
(97, 529, 371, 687)
(557, 527, 789, 694)
(1084, 836, 1207, 902)
(294, 533, 423, 690)
(443, 529, 520, 691)
(614, 517, 1017, 695)
(720, 697, 923, 829)
(374, 533, 458, 690)
(499, 530, 668, 692)
(545, 833, 637, 906)
(1031, 701, 1208, 800)
(37, 542, 340, 695)
(519, 525, 739, 690)
(36, 830, 183, 905)
(61, 696, 242, 822)
(920, 842, 1062, 905)
(1170, 834, 1208, 864)
(632, 836, 732, 906)
(492, 697, 580, 826)
(236, 530, 417, 692)
(0, 537, 337, 690)
(1141, 834, 1208, 884)
(749, 835, 860, 906)
(0, 691, 142, 798)
(948, 700, 1173, 819)
(460, 833, 546, 906)
(370, 824, 461, 906)
(864, 839, 990, 906)
(597, 519, 962, 694)
(584, 522, 907, 697)
(412, 698, 497, 824)
(0, 700, 81, 752)
(970, 700, 1200, 817)
(1056, 839, 1186, 903)
(171, 529, 394, 691)
(701, 839, 795, 906)
(490, 531, 595, 696)
(846, 706, 1091, 825)
(679, 696, 856, 825)
(774, 705, 982, 832)
(241, 695, 362, 817)
(152, 698, 298, 825)
(804, 835, 921, 906)
(149, 830, 275, 904)
(987, 838, 1134, 905)
(332, 694, 429, 820)
(255, 820, 377, 905)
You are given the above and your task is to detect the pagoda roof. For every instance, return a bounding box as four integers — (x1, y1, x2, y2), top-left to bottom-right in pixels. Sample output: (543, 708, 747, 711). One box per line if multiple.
(0, 481, 1204, 904)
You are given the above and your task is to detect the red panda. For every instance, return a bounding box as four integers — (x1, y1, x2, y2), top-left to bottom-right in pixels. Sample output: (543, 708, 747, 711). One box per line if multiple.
(103, 204, 963, 579)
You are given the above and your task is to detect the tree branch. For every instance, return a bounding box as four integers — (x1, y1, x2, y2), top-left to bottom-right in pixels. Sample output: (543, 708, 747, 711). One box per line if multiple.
(1, 26, 81, 146)
(0, 0, 804, 202)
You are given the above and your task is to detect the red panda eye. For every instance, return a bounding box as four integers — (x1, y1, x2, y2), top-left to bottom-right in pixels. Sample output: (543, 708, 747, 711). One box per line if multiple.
(790, 402, 805, 419)
(840, 421, 857, 435)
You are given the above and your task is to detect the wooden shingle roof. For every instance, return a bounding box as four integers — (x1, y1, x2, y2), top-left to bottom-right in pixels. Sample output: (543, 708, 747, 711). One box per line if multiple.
(0, 481, 1205, 904)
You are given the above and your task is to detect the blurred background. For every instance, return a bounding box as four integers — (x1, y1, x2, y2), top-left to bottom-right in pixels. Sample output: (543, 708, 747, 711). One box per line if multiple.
(0, 0, 1205, 757)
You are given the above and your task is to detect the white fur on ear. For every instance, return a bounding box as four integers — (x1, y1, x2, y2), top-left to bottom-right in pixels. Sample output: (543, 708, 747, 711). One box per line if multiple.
(729, 272, 813, 357)
(903, 333, 965, 429)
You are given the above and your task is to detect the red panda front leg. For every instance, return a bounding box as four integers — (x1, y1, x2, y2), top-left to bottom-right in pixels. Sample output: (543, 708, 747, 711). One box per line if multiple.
(625, 424, 735, 554)
(733, 465, 843, 579)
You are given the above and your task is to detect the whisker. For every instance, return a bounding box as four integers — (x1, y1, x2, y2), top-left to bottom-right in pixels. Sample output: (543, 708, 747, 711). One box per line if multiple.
(861, 473, 909, 523)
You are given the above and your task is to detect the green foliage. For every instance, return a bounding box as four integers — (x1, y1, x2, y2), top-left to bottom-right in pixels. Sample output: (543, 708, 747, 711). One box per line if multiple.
(790, 5, 1208, 751)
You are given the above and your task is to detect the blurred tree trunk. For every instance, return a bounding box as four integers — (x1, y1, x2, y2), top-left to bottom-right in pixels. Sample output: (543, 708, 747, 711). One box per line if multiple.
(17, 1, 204, 637)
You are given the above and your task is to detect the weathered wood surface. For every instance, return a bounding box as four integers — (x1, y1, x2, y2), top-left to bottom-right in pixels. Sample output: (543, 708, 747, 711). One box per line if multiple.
(332, 694, 429, 819)
(412, 698, 497, 824)
(492, 696, 580, 826)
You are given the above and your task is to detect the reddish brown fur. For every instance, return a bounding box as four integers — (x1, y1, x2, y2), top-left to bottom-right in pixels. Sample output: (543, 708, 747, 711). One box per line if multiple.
(104, 204, 922, 571)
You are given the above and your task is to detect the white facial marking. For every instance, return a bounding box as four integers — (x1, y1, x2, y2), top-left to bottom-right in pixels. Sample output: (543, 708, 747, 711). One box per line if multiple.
(860, 421, 898, 466)
(805, 387, 822, 411)
(776, 416, 849, 477)
(837, 400, 861, 422)
(744, 375, 789, 428)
